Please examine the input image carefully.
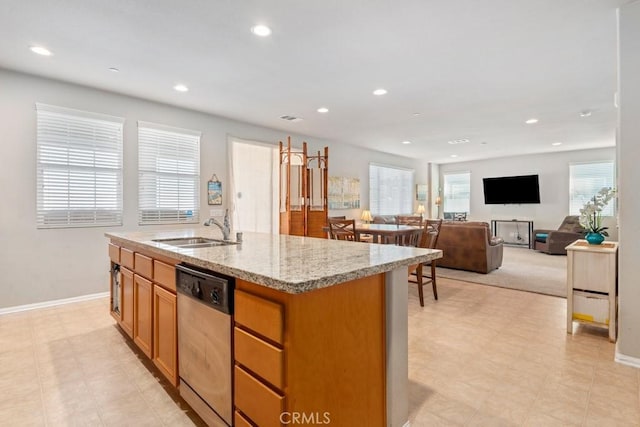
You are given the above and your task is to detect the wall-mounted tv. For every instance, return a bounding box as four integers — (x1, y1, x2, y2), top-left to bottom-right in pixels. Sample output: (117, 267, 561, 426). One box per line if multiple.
(482, 174, 540, 204)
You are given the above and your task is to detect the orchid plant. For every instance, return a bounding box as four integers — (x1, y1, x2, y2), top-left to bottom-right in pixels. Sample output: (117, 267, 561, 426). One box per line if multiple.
(579, 187, 617, 236)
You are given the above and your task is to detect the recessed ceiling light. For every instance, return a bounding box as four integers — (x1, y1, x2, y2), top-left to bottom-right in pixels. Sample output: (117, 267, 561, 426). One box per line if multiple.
(552, 142, 562, 146)
(173, 84, 189, 92)
(317, 107, 329, 113)
(373, 88, 387, 96)
(251, 25, 272, 37)
(108, 67, 120, 73)
(412, 113, 421, 116)
(525, 118, 539, 124)
(30, 46, 52, 56)
(401, 140, 411, 145)
(580, 110, 592, 117)
(450, 154, 458, 158)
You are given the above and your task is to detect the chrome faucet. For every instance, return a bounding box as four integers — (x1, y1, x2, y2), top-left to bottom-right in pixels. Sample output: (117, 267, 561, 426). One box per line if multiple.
(204, 209, 231, 241)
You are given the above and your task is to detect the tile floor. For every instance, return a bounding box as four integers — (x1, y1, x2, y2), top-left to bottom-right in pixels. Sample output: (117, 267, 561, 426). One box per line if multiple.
(408, 278, 639, 426)
(0, 279, 638, 426)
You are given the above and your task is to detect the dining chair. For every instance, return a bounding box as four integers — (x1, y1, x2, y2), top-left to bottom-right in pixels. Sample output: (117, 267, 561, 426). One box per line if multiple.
(328, 218, 359, 241)
(409, 219, 443, 306)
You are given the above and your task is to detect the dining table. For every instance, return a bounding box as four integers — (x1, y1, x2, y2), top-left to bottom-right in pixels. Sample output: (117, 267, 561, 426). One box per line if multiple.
(355, 223, 423, 245)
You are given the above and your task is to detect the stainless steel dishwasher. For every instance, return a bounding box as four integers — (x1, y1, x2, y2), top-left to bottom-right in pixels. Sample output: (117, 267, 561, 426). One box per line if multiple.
(176, 263, 234, 427)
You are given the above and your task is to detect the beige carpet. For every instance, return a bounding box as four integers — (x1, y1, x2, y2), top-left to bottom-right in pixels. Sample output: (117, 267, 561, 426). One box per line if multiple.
(435, 246, 567, 297)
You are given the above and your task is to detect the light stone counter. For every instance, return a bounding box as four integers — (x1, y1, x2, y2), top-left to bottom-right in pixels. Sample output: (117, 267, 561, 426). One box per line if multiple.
(105, 227, 441, 294)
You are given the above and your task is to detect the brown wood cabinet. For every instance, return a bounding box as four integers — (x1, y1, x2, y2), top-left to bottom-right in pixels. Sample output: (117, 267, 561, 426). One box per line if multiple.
(234, 274, 386, 427)
(120, 267, 135, 338)
(134, 274, 154, 358)
(153, 284, 178, 386)
(108, 240, 179, 387)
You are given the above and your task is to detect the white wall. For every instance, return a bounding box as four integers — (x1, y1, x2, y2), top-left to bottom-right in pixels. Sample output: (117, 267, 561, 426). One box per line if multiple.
(617, 1, 640, 360)
(439, 148, 617, 238)
(0, 69, 422, 309)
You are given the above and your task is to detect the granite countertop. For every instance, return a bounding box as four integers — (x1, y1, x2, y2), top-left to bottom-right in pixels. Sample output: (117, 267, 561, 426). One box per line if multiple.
(105, 228, 442, 294)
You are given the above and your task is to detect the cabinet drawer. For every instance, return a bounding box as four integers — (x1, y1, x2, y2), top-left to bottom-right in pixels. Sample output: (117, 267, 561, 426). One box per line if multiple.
(120, 248, 134, 270)
(235, 291, 284, 345)
(234, 411, 254, 427)
(153, 260, 176, 292)
(235, 327, 284, 389)
(234, 365, 284, 427)
(134, 253, 153, 280)
(108, 243, 120, 264)
(573, 291, 609, 325)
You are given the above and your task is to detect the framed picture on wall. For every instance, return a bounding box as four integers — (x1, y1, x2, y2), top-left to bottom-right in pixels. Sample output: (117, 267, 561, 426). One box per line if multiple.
(208, 175, 222, 205)
(416, 184, 427, 201)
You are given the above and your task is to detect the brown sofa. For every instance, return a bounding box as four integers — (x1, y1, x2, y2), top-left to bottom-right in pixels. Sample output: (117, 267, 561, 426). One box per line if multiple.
(436, 221, 504, 273)
(532, 215, 585, 255)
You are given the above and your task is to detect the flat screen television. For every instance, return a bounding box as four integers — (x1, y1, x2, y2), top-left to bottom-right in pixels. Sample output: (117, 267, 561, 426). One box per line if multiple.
(482, 174, 540, 204)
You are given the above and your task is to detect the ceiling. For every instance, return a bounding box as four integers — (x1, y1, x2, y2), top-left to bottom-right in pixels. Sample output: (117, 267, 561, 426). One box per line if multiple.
(0, 0, 629, 163)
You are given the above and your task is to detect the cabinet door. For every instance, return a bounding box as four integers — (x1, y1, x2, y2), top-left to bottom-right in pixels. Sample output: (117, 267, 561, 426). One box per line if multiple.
(154, 285, 178, 386)
(134, 274, 153, 358)
(120, 267, 134, 338)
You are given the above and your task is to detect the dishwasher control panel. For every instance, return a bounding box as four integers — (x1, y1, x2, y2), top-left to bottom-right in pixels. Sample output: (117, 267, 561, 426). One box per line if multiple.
(176, 263, 234, 314)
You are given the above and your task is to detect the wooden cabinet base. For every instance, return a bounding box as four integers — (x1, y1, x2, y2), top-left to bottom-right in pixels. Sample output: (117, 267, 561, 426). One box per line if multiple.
(153, 285, 178, 386)
(235, 274, 386, 426)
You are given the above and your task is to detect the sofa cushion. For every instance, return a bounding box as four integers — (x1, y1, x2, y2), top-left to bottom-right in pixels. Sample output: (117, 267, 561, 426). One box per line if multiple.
(535, 232, 548, 242)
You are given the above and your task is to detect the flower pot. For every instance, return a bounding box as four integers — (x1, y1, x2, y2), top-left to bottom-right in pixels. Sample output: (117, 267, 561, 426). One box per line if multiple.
(585, 232, 605, 245)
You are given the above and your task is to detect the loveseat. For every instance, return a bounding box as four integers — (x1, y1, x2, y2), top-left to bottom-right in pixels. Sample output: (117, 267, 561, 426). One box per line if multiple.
(532, 215, 584, 255)
(436, 221, 504, 273)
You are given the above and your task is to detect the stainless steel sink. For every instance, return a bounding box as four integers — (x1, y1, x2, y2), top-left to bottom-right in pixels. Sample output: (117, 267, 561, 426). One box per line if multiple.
(152, 237, 236, 248)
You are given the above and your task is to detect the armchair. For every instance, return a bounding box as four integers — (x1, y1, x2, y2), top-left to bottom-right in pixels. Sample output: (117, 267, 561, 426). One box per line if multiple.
(533, 216, 585, 255)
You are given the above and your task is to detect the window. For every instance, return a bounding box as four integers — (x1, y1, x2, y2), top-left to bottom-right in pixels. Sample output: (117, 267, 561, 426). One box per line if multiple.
(138, 122, 201, 225)
(443, 172, 470, 215)
(569, 161, 615, 216)
(369, 164, 414, 215)
(36, 104, 123, 228)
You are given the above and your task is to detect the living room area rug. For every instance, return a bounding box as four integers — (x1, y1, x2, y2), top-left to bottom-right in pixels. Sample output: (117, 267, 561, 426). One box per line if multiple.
(435, 246, 567, 297)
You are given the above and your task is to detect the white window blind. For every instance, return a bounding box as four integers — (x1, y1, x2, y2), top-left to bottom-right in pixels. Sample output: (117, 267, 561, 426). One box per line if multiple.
(569, 161, 615, 216)
(138, 122, 201, 225)
(443, 172, 471, 214)
(36, 104, 124, 228)
(369, 164, 414, 215)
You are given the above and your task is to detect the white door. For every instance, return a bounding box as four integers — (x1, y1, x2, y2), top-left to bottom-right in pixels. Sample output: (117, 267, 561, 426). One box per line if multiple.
(230, 139, 279, 233)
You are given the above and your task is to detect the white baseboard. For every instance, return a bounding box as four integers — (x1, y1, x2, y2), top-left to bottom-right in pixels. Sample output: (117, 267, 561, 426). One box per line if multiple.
(615, 351, 640, 369)
(0, 292, 109, 315)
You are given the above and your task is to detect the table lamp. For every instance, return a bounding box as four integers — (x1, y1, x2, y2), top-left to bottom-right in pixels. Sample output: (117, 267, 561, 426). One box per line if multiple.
(361, 209, 373, 224)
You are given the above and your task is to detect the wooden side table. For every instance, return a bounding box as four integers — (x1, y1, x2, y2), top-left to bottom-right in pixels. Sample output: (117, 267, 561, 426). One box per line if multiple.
(566, 240, 618, 341)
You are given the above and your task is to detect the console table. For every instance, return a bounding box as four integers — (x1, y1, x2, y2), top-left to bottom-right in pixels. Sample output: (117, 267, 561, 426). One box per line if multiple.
(490, 219, 534, 249)
(566, 240, 618, 342)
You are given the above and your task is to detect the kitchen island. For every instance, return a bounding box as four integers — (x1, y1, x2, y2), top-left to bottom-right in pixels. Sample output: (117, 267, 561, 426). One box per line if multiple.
(105, 228, 441, 427)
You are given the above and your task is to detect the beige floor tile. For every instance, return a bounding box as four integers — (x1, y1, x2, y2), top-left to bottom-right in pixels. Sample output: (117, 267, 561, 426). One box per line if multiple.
(0, 395, 45, 426)
(2, 278, 640, 426)
(524, 411, 580, 426)
(420, 392, 478, 425)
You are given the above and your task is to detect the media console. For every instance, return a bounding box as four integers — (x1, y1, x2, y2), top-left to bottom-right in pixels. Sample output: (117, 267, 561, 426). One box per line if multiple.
(490, 219, 534, 249)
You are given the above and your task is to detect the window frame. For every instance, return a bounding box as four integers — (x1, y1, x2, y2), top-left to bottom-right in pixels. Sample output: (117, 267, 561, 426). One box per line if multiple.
(569, 161, 616, 216)
(36, 103, 124, 229)
(369, 163, 415, 216)
(137, 121, 201, 225)
(442, 171, 471, 216)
